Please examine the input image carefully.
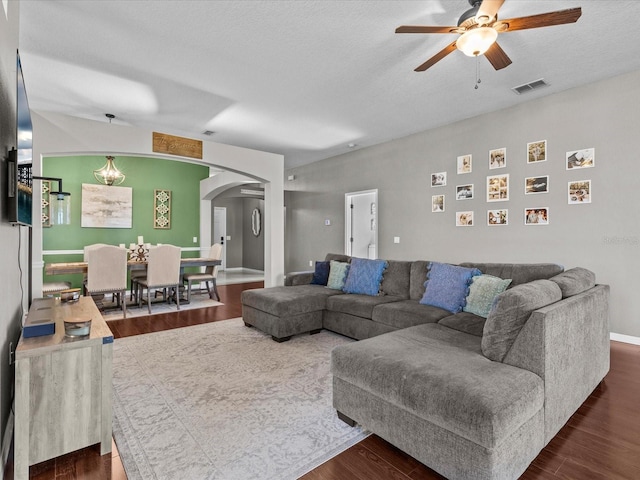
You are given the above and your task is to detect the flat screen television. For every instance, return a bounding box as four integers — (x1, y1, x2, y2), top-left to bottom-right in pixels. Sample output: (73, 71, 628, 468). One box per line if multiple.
(7, 51, 33, 226)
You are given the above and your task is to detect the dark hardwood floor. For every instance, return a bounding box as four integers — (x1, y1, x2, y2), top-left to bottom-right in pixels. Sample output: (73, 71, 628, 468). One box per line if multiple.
(4, 281, 640, 479)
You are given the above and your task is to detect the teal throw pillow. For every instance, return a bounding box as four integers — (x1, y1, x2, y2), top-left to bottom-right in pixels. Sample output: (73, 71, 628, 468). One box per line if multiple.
(326, 261, 350, 290)
(342, 258, 388, 296)
(463, 274, 512, 318)
(419, 262, 481, 313)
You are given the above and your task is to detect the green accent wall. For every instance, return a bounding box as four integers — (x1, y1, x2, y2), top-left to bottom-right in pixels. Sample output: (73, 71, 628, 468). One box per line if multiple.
(43, 155, 209, 288)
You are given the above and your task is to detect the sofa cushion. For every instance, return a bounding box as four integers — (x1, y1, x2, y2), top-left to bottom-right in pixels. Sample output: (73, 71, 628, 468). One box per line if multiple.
(326, 293, 403, 319)
(459, 262, 564, 287)
(372, 300, 450, 330)
(331, 323, 544, 449)
(549, 267, 595, 298)
(241, 284, 342, 317)
(409, 260, 430, 300)
(310, 261, 330, 285)
(380, 260, 412, 299)
(420, 262, 481, 313)
(482, 279, 562, 362)
(463, 274, 512, 318)
(439, 311, 486, 337)
(327, 260, 350, 290)
(343, 258, 388, 296)
(325, 253, 351, 263)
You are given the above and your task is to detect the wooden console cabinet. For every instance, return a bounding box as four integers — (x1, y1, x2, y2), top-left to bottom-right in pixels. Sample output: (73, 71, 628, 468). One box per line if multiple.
(14, 297, 113, 480)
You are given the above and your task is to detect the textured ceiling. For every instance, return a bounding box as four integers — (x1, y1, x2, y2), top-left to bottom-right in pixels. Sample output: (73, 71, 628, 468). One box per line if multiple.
(18, 0, 640, 168)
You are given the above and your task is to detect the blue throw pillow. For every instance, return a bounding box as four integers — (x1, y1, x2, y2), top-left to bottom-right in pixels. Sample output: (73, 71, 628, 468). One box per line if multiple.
(343, 258, 388, 296)
(326, 261, 350, 290)
(419, 262, 481, 313)
(310, 261, 331, 285)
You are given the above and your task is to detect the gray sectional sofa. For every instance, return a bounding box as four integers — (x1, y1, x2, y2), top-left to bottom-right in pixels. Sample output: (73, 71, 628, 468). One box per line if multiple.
(240, 254, 610, 479)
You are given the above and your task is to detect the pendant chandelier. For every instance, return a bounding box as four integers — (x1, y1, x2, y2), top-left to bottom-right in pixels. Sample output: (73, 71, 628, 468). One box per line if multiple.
(94, 155, 125, 186)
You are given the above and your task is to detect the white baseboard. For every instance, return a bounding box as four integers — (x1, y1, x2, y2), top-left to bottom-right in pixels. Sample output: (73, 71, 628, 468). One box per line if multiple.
(610, 332, 640, 345)
(1, 406, 14, 480)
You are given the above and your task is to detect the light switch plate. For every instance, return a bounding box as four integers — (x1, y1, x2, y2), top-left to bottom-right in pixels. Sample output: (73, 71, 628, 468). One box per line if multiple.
(394, 237, 400, 244)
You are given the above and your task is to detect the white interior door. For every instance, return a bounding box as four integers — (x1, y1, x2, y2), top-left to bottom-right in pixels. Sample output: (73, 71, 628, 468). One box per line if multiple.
(213, 207, 227, 270)
(345, 190, 378, 259)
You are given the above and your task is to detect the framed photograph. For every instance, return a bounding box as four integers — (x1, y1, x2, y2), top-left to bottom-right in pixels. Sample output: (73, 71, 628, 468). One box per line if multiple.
(457, 154, 472, 174)
(456, 211, 474, 226)
(488, 209, 508, 226)
(432, 194, 445, 212)
(566, 148, 595, 169)
(81, 183, 133, 228)
(489, 147, 506, 169)
(487, 174, 509, 202)
(525, 208, 549, 225)
(431, 172, 447, 187)
(568, 180, 591, 204)
(456, 184, 474, 200)
(527, 140, 547, 163)
(525, 175, 549, 195)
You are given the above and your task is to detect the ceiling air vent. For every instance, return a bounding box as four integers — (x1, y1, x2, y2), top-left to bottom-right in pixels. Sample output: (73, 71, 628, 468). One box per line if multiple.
(202, 130, 215, 136)
(512, 78, 549, 95)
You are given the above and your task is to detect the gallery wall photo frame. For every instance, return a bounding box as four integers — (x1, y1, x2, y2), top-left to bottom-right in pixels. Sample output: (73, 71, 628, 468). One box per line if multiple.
(456, 184, 474, 200)
(568, 180, 591, 204)
(525, 175, 549, 195)
(456, 211, 473, 226)
(487, 173, 509, 202)
(457, 154, 472, 174)
(525, 207, 549, 225)
(432, 194, 445, 212)
(527, 140, 547, 163)
(489, 147, 506, 169)
(488, 209, 508, 226)
(566, 148, 595, 170)
(431, 172, 447, 187)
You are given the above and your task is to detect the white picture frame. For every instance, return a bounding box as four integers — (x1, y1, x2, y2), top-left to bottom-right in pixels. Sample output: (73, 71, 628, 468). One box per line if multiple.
(524, 207, 549, 225)
(488, 209, 508, 226)
(457, 154, 472, 174)
(432, 194, 445, 213)
(489, 147, 506, 169)
(525, 175, 549, 195)
(566, 148, 595, 169)
(456, 211, 473, 226)
(487, 174, 509, 202)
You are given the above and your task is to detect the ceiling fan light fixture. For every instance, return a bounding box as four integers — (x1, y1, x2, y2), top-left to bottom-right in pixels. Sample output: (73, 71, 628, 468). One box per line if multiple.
(456, 27, 498, 57)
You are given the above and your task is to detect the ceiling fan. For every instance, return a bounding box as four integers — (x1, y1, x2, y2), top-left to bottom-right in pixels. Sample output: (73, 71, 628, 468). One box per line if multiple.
(396, 0, 581, 72)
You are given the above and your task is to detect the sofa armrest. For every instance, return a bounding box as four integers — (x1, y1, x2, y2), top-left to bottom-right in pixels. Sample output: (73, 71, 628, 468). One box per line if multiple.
(284, 271, 314, 286)
(503, 284, 610, 443)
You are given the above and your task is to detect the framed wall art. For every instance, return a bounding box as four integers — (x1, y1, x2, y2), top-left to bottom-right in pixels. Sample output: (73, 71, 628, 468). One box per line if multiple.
(432, 194, 445, 212)
(527, 140, 547, 163)
(489, 148, 506, 169)
(81, 183, 133, 228)
(456, 184, 474, 200)
(488, 209, 508, 226)
(566, 148, 595, 169)
(154, 189, 172, 229)
(456, 211, 473, 226)
(568, 180, 591, 204)
(487, 174, 509, 202)
(431, 172, 447, 187)
(525, 175, 549, 195)
(457, 154, 472, 174)
(525, 208, 549, 225)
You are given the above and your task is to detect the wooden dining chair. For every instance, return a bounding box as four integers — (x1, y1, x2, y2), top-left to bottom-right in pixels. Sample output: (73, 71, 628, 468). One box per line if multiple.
(85, 245, 128, 319)
(136, 244, 182, 314)
(182, 243, 223, 302)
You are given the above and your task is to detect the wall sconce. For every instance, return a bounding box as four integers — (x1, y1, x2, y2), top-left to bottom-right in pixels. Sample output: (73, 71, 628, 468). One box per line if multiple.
(94, 155, 126, 186)
(32, 176, 71, 225)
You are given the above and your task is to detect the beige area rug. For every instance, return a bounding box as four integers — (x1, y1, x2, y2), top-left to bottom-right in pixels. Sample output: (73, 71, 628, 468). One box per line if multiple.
(95, 293, 223, 321)
(112, 318, 369, 480)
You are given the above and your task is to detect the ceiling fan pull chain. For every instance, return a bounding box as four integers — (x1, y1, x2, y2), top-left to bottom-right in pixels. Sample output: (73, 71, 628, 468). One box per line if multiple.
(475, 56, 481, 89)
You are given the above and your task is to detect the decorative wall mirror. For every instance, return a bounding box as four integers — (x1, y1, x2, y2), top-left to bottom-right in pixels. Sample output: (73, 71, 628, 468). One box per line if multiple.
(251, 207, 261, 236)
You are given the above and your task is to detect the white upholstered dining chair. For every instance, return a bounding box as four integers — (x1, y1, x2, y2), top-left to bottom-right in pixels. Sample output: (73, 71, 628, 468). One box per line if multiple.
(85, 244, 128, 319)
(136, 244, 182, 314)
(182, 243, 223, 302)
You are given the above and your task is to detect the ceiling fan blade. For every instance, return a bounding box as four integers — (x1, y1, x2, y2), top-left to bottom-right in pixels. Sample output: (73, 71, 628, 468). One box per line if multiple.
(496, 7, 582, 32)
(396, 25, 459, 34)
(475, 0, 505, 24)
(414, 41, 458, 72)
(484, 42, 512, 70)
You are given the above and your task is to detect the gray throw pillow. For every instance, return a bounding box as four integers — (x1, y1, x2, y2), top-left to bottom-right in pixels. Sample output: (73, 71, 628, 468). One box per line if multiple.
(482, 279, 562, 362)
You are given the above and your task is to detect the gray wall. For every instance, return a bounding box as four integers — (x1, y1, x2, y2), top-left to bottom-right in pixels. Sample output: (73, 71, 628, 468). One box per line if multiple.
(0, 0, 27, 467)
(285, 69, 640, 338)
